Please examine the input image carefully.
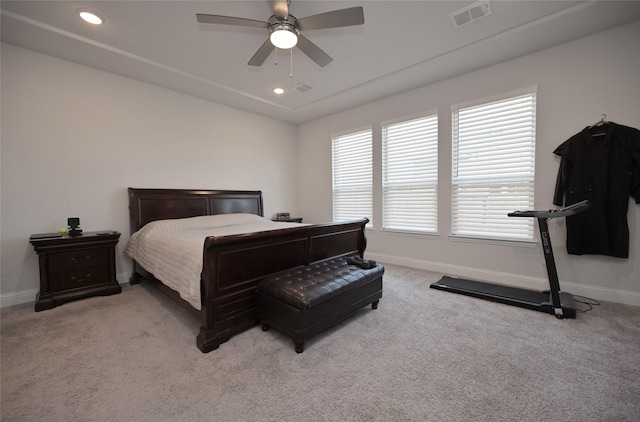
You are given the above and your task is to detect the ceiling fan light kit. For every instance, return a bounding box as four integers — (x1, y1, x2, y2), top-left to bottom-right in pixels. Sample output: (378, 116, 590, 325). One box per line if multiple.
(270, 23, 298, 49)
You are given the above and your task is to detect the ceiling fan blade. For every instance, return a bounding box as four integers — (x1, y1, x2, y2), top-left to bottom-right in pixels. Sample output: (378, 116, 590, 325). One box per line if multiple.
(297, 35, 333, 67)
(248, 38, 275, 66)
(196, 14, 268, 29)
(297, 6, 364, 31)
(269, 0, 289, 20)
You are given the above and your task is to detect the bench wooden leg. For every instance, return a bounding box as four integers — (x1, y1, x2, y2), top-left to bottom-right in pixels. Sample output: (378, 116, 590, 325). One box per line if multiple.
(294, 341, 305, 353)
(372, 300, 379, 309)
(261, 321, 270, 331)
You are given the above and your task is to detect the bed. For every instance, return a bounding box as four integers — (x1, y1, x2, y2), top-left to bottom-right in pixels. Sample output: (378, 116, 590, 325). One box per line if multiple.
(126, 187, 369, 353)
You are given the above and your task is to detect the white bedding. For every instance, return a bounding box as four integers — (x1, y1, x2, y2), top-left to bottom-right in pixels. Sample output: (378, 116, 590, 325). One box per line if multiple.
(124, 213, 306, 310)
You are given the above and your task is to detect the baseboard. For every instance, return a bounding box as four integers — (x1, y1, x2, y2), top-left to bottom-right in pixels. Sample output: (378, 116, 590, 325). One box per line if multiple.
(365, 252, 640, 307)
(0, 289, 39, 308)
(0, 272, 132, 309)
(5, 263, 639, 308)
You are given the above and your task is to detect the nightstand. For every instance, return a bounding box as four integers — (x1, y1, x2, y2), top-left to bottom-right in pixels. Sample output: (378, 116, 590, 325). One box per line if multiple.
(30, 231, 121, 311)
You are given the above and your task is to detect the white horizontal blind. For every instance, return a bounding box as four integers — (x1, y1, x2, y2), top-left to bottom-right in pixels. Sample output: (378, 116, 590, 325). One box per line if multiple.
(332, 129, 373, 224)
(382, 115, 438, 233)
(452, 93, 536, 240)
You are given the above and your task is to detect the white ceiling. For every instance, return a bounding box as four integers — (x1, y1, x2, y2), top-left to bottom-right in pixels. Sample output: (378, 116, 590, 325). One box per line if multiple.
(2, 1, 640, 124)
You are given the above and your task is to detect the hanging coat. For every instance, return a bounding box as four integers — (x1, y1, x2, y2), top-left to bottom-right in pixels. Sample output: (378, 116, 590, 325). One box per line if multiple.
(553, 122, 640, 258)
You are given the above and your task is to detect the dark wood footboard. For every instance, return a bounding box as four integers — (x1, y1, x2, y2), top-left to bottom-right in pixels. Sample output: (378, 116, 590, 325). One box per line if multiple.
(197, 219, 368, 352)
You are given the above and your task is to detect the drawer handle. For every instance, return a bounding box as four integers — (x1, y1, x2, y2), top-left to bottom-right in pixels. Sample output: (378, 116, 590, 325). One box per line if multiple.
(71, 274, 92, 283)
(70, 255, 91, 263)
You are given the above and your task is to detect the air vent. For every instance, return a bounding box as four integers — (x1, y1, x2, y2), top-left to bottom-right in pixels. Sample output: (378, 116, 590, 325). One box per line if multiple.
(450, 1, 491, 27)
(292, 83, 312, 94)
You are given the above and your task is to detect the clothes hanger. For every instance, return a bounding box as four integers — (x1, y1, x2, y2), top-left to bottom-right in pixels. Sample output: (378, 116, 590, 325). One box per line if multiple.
(589, 114, 609, 128)
(589, 114, 609, 136)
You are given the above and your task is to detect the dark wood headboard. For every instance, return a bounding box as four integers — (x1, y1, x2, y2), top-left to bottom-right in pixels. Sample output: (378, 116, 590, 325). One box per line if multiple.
(128, 188, 264, 234)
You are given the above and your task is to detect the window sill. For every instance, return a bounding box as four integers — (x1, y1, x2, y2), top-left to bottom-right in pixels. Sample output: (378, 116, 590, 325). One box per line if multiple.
(448, 234, 537, 248)
(379, 229, 439, 239)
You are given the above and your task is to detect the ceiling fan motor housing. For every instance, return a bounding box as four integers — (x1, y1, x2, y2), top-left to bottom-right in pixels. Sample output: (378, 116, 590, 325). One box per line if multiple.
(269, 15, 299, 32)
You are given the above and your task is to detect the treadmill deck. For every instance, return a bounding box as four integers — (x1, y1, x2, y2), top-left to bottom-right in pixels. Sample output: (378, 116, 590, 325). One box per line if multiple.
(430, 276, 576, 318)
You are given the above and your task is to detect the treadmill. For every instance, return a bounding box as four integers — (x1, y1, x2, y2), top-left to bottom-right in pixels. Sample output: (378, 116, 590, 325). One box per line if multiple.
(430, 200, 591, 319)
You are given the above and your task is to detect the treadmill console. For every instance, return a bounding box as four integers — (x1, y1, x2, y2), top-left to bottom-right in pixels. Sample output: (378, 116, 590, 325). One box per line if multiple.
(508, 200, 591, 219)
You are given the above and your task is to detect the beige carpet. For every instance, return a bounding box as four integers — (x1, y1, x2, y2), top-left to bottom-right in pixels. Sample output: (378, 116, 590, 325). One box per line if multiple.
(2, 264, 640, 422)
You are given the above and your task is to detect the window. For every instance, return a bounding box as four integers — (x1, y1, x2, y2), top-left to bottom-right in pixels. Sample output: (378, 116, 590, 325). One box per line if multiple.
(332, 128, 373, 224)
(451, 91, 536, 241)
(382, 114, 438, 233)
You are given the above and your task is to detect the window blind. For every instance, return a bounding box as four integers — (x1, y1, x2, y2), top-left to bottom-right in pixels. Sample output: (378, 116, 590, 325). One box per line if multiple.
(452, 93, 536, 240)
(332, 129, 373, 224)
(382, 115, 438, 233)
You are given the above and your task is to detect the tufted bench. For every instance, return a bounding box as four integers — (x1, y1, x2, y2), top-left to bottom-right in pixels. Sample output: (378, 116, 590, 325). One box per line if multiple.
(255, 255, 384, 353)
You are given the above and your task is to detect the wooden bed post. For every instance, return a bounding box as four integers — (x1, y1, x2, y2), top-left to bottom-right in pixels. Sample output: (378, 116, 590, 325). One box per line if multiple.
(197, 305, 221, 352)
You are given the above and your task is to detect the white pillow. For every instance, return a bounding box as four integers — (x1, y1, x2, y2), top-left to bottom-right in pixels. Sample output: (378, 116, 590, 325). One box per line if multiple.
(136, 213, 268, 238)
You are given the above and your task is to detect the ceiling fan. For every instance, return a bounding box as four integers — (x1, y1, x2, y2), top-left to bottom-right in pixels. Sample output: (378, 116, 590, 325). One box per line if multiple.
(196, 0, 364, 67)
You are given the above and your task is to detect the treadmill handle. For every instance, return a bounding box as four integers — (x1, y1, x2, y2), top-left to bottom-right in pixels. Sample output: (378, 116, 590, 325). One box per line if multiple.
(508, 200, 591, 219)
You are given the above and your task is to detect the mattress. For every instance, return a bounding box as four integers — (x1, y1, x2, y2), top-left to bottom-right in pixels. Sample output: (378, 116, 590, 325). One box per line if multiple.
(124, 213, 305, 309)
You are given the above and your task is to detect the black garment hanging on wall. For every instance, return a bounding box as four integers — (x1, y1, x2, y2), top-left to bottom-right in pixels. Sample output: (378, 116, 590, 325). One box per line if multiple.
(553, 122, 640, 258)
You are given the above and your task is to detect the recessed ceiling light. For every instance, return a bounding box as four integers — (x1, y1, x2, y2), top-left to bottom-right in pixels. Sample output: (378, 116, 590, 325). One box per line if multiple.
(77, 9, 104, 25)
(273, 87, 285, 95)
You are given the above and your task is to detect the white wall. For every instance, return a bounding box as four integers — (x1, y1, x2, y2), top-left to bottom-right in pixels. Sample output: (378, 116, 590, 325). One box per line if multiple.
(297, 21, 640, 306)
(1, 43, 298, 305)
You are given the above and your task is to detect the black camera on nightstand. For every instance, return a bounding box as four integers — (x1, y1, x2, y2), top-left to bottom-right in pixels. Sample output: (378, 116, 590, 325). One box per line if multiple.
(67, 217, 83, 236)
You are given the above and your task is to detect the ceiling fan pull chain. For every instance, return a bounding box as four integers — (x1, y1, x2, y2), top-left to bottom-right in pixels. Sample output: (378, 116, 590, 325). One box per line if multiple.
(275, 47, 278, 66)
(290, 48, 294, 77)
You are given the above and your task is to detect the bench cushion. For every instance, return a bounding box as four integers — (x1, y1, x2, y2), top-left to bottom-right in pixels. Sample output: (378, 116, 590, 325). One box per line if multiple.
(257, 256, 384, 310)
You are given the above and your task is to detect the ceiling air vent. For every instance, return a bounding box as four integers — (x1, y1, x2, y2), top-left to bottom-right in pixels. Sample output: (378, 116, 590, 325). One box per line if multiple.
(292, 83, 312, 94)
(450, 1, 491, 27)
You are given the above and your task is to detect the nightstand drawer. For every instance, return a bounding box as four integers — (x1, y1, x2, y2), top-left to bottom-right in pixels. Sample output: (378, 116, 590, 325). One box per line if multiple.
(49, 266, 110, 291)
(49, 248, 110, 272)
